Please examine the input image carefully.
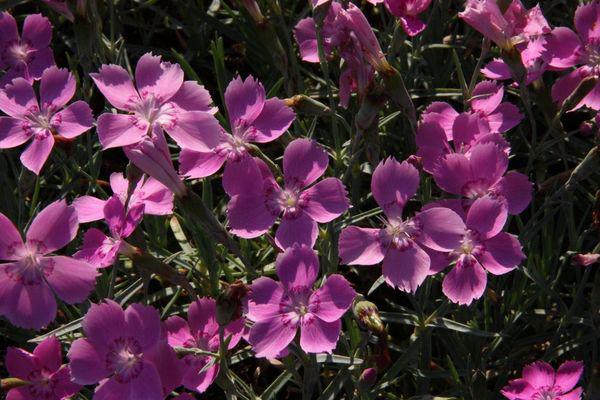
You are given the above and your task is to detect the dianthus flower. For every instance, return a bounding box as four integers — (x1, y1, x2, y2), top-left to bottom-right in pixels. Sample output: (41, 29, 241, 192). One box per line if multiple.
(338, 158, 466, 292)
(0, 12, 55, 86)
(246, 244, 355, 358)
(68, 300, 181, 400)
(0, 67, 94, 174)
(165, 297, 244, 393)
(179, 75, 294, 179)
(226, 138, 349, 249)
(0, 200, 98, 329)
(501, 360, 584, 400)
(5, 336, 81, 400)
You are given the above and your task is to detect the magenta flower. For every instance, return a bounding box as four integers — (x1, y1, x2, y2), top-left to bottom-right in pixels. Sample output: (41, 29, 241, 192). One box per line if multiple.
(73, 172, 173, 223)
(383, 0, 432, 37)
(5, 336, 81, 400)
(460, 0, 550, 50)
(546, 2, 600, 110)
(179, 75, 295, 180)
(425, 196, 525, 305)
(294, 2, 378, 107)
(501, 360, 584, 400)
(226, 138, 349, 249)
(0, 12, 55, 86)
(0, 67, 94, 174)
(68, 300, 181, 400)
(338, 158, 466, 292)
(431, 141, 532, 215)
(92, 52, 220, 151)
(0, 200, 98, 330)
(246, 244, 355, 358)
(74, 195, 144, 268)
(165, 297, 244, 393)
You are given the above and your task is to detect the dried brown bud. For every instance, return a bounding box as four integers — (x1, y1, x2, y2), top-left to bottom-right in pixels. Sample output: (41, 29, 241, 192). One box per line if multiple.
(216, 280, 250, 326)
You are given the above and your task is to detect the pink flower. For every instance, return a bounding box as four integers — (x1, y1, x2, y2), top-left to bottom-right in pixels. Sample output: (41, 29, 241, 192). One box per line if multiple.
(0, 67, 94, 174)
(68, 300, 181, 400)
(245, 244, 355, 358)
(0, 200, 98, 330)
(179, 75, 295, 179)
(0, 12, 55, 86)
(73, 172, 173, 223)
(5, 336, 81, 400)
(226, 138, 349, 249)
(501, 360, 584, 400)
(426, 196, 525, 305)
(571, 253, 600, 267)
(73, 196, 144, 268)
(165, 298, 244, 393)
(431, 141, 532, 215)
(92, 53, 220, 151)
(338, 158, 466, 292)
(383, 0, 432, 37)
(546, 2, 600, 110)
(293, 2, 378, 107)
(460, 0, 514, 49)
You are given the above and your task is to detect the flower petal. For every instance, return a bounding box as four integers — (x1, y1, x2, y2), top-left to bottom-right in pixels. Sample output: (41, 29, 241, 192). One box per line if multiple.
(466, 196, 508, 240)
(442, 258, 487, 305)
(382, 245, 430, 292)
(20, 134, 54, 175)
(81, 300, 126, 346)
(40, 67, 75, 109)
(22, 14, 52, 49)
(470, 80, 503, 114)
(371, 157, 419, 218)
(248, 316, 297, 358)
(433, 153, 470, 195)
(134, 53, 184, 103)
(97, 113, 147, 149)
(179, 148, 226, 179)
(479, 232, 524, 275)
(4, 281, 57, 330)
(168, 81, 217, 113)
(0, 212, 24, 261)
(224, 75, 266, 125)
(486, 103, 523, 133)
(72, 196, 106, 223)
(546, 27, 582, 69)
(43, 256, 98, 304)
(67, 338, 110, 385)
(251, 98, 295, 143)
(0, 77, 38, 118)
(53, 100, 94, 139)
(276, 244, 320, 291)
(300, 316, 341, 354)
(26, 199, 78, 254)
(33, 336, 62, 372)
(90, 64, 139, 111)
(0, 117, 31, 148)
(522, 361, 555, 389)
(309, 274, 355, 322)
(6, 347, 37, 379)
(283, 138, 329, 188)
(227, 194, 276, 239)
(246, 277, 286, 322)
(188, 297, 219, 338)
(275, 213, 318, 249)
(555, 360, 584, 393)
(302, 177, 348, 223)
(164, 110, 222, 152)
(124, 303, 162, 350)
(417, 207, 466, 251)
(338, 226, 386, 265)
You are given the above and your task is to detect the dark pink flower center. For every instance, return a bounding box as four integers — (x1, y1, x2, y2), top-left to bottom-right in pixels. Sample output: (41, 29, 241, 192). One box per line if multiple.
(27, 368, 57, 399)
(451, 230, 484, 259)
(280, 285, 312, 325)
(23, 106, 56, 139)
(6, 250, 53, 286)
(105, 337, 144, 383)
(215, 134, 249, 161)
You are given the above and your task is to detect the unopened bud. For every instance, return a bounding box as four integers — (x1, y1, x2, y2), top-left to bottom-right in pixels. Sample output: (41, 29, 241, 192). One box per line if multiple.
(216, 280, 250, 326)
(285, 95, 331, 116)
(406, 155, 422, 169)
(353, 297, 386, 336)
(239, 0, 266, 25)
(572, 253, 600, 267)
(358, 368, 377, 390)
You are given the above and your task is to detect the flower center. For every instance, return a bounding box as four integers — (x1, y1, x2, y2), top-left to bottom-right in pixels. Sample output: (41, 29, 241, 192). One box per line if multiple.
(8, 42, 32, 63)
(23, 106, 56, 139)
(27, 368, 56, 399)
(461, 178, 491, 198)
(385, 218, 420, 250)
(533, 387, 559, 400)
(584, 39, 600, 72)
(6, 249, 52, 286)
(452, 230, 484, 258)
(106, 337, 144, 383)
(279, 189, 305, 218)
(216, 134, 249, 161)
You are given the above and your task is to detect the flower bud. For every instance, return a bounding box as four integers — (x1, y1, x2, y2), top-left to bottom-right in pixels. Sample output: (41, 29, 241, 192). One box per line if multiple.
(358, 368, 378, 391)
(285, 95, 331, 116)
(572, 253, 600, 267)
(239, 0, 266, 25)
(353, 297, 386, 336)
(216, 280, 250, 326)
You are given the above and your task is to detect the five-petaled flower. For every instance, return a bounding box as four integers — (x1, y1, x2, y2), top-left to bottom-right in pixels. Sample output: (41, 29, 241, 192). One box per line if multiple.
(246, 244, 355, 358)
(0, 200, 98, 330)
(0, 66, 94, 174)
(4, 336, 81, 400)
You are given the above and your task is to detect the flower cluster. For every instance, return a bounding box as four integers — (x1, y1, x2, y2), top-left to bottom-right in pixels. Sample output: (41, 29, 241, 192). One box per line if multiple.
(0, 0, 593, 398)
